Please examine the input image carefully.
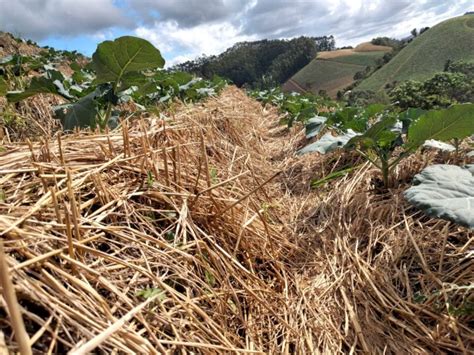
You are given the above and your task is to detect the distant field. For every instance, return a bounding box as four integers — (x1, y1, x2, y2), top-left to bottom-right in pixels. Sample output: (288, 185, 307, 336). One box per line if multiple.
(354, 42, 392, 52)
(317, 49, 354, 59)
(357, 14, 474, 92)
(327, 51, 386, 66)
(317, 43, 390, 59)
(289, 49, 387, 97)
(292, 60, 362, 97)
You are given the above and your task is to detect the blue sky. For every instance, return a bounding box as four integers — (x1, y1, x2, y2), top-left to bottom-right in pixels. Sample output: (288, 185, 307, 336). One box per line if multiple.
(1, 0, 471, 66)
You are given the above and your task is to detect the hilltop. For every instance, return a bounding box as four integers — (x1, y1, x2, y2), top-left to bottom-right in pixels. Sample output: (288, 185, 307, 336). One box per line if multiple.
(0, 32, 44, 57)
(172, 36, 336, 88)
(356, 14, 474, 92)
(284, 42, 391, 97)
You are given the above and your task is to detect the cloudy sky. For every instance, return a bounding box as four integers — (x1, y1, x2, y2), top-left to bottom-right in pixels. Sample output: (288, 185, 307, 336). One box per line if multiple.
(0, 0, 471, 66)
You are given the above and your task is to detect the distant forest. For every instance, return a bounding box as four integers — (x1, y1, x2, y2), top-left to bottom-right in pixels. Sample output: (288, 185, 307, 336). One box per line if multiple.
(172, 36, 336, 88)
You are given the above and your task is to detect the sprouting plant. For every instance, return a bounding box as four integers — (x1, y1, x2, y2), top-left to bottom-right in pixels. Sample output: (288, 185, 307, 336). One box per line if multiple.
(348, 104, 474, 187)
(346, 112, 402, 187)
(204, 270, 216, 287)
(164, 231, 175, 242)
(146, 171, 154, 188)
(0, 36, 227, 132)
(298, 103, 474, 188)
(91, 36, 165, 128)
(136, 287, 166, 300)
(249, 88, 338, 127)
(209, 166, 218, 184)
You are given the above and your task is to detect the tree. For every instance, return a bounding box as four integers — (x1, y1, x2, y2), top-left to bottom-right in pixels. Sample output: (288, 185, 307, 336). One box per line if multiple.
(390, 63, 474, 110)
(171, 37, 320, 89)
(419, 27, 430, 35)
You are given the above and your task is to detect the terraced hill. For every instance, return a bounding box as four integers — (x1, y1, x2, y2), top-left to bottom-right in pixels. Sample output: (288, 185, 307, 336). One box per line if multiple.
(356, 14, 474, 92)
(284, 43, 390, 97)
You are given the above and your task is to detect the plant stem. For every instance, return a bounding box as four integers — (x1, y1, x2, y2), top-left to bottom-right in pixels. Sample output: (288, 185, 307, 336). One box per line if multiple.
(103, 81, 119, 129)
(103, 102, 113, 130)
(453, 138, 460, 163)
(381, 158, 390, 188)
(355, 149, 381, 169)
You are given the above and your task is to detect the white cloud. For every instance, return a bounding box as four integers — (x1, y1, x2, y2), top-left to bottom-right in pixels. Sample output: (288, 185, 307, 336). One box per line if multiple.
(135, 21, 257, 67)
(0, 0, 471, 63)
(0, 0, 130, 40)
(127, 0, 247, 27)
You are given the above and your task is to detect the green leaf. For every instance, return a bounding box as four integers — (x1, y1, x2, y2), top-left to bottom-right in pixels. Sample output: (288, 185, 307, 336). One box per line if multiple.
(404, 165, 474, 229)
(0, 55, 14, 65)
(326, 107, 367, 133)
(170, 71, 194, 85)
(70, 61, 81, 71)
(146, 171, 154, 188)
(92, 36, 165, 85)
(205, 270, 216, 287)
(53, 80, 74, 99)
(119, 71, 149, 91)
(423, 140, 456, 152)
(305, 116, 327, 138)
(72, 70, 86, 84)
(136, 287, 166, 300)
(298, 130, 359, 155)
(364, 103, 386, 117)
(407, 104, 474, 149)
(377, 131, 399, 149)
(45, 68, 65, 82)
(311, 165, 359, 188)
(347, 115, 398, 149)
(56, 90, 99, 130)
(209, 166, 218, 184)
(7, 77, 58, 102)
(398, 108, 426, 132)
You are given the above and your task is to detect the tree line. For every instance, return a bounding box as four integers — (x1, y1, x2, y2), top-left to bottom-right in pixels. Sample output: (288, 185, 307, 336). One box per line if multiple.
(172, 36, 335, 89)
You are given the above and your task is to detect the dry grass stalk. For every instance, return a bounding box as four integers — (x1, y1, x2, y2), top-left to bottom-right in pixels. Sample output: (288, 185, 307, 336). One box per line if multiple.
(0, 86, 472, 353)
(0, 243, 32, 355)
(0, 87, 297, 353)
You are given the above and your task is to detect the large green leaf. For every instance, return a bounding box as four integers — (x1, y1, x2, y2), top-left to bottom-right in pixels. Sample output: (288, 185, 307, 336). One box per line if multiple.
(169, 71, 194, 85)
(92, 36, 165, 85)
(55, 90, 99, 131)
(6, 77, 58, 102)
(119, 72, 149, 91)
(407, 104, 474, 149)
(297, 130, 359, 155)
(422, 140, 456, 152)
(347, 115, 398, 149)
(398, 108, 426, 132)
(364, 103, 386, 117)
(404, 165, 474, 229)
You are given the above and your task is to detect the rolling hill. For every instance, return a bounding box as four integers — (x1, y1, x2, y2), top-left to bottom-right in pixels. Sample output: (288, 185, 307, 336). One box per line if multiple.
(283, 43, 390, 97)
(356, 14, 474, 92)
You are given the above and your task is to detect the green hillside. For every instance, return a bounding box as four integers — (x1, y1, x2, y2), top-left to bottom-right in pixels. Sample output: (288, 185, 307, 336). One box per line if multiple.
(357, 14, 474, 92)
(287, 50, 386, 97)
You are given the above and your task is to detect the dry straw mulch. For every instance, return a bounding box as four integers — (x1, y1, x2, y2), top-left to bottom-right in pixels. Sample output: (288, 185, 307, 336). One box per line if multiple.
(0, 87, 297, 354)
(1, 94, 64, 143)
(0, 87, 473, 354)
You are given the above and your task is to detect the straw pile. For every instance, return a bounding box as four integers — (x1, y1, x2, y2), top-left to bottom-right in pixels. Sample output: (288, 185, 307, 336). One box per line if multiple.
(275, 145, 474, 353)
(1, 94, 64, 143)
(0, 86, 473, 353)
